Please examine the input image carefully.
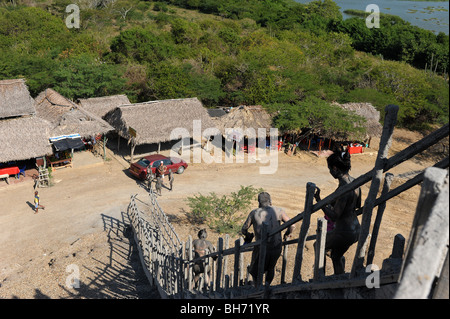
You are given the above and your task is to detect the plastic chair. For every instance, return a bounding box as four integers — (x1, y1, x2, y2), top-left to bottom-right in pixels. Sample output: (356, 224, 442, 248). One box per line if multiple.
(19, 165, 26, 178)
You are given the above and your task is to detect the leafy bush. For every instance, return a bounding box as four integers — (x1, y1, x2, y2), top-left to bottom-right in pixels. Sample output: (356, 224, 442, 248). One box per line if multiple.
(186, 185, 263, 234)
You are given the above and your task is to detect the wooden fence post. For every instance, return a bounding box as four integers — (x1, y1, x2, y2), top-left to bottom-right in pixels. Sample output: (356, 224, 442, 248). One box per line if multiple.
(280, 243, 289, 284)
(314, 217, 328, 280)
(367, 173, 394, 266)
(351, 104, 398, 278)
(239, 237, 244, 286)
(292, 182, 316, 282)
(216, 237, 223, 290)
(223, 234, 229, 288)
(395, 167, 449, 298)
(233, 238, 241, 287)
(256, 223, 268, 289)
(187, 235, 193, 291)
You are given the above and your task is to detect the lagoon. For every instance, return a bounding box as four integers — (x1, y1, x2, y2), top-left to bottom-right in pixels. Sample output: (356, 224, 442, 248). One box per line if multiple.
(295, 0, 449, 34)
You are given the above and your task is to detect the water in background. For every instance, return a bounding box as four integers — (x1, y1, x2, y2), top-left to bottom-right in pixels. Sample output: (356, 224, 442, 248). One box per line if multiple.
(295, 0, 449, 34)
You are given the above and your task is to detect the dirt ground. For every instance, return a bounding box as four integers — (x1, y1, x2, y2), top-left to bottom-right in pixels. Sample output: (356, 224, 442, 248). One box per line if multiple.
(0, 128, 446, 299)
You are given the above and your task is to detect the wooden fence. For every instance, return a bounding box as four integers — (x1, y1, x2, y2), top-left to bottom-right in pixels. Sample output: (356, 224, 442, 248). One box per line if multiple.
(128, 104, 449, 299)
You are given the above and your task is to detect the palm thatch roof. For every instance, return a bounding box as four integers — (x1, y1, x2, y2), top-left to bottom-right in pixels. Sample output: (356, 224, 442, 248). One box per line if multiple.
(34, 89, 114, 138)
(0, 116, 53, 163)
(331, 102, 382, 140)
(0, 79, 35, 119)
(104, 97, 215, 145)
(78, 95, 131, 119)
(215, 105, 274, 136)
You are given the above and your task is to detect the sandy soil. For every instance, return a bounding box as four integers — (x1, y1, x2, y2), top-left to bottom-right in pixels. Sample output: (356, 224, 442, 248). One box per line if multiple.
(0, 128, 445, 298)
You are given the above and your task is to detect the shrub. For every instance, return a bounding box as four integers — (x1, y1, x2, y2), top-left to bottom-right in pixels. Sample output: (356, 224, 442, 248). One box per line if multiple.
(186, 185, 263, 234)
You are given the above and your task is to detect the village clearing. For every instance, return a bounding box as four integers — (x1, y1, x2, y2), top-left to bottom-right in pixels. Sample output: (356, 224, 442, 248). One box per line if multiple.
(0, 128, 446, 299)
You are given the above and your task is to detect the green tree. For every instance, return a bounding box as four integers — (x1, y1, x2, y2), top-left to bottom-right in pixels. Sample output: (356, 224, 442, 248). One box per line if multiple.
(53, 54, 125, 100)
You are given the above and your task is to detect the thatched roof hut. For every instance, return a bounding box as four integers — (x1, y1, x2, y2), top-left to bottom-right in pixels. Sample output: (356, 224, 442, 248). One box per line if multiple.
(331, 102, 382, 140)
(0, 117, 53, 163)
(34, 89, 114, 138)
(215, 105, 274, 136)
(104, 97, 215, 145)
(78, 95, 131, 119)
(0, 79, 35, 119)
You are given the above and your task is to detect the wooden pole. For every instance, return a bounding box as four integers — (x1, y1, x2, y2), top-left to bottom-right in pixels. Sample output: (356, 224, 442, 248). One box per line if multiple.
(395, 167, 449, 298)
(187, 235, 193, 291)
(280, 243, 289, 284)
(292, 182, 316, 282)
(367, 173, 394, 266)
(233, 238, 241, 287)
(223, 234, 229, 288)
(130, 138, 136, 163)
(256, 223, 268, 289)
(239, 237, 244, 286)
(351, 104, 398, 278)
(314, 217, 327, 280)
(216, 237, 223, 290)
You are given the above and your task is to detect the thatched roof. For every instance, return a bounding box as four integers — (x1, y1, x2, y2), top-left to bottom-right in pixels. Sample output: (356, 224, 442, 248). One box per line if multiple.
(332, 102, 382, 139)
(104, 97, 215, 145)
(0, 116, 53, 163)
(78, 95, 131, 119)
(0, 79, 35, 119)
(34, 89, 114, 138)
(215, 105, 274, 136)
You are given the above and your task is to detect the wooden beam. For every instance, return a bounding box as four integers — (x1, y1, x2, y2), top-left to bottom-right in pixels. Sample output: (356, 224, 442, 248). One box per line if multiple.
(292, 182, 315, 282)
(395, 168, 449, 299)
(366, 173, 394, 266)
(351, 104, 398, 278)
(313, 217, 327, 280)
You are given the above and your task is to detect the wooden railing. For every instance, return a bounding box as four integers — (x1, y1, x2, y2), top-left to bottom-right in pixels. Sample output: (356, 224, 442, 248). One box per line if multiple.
(128, 105, 449, 299)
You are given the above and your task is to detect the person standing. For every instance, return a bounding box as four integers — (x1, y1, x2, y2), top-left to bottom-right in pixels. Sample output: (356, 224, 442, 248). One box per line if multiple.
(313, 150, 362, 275)
(191, 229, 216, 289)
(241, 192, 295, 286)
(34, 191, 45, 214)
(155, 176, 162, 196)
(168, 169, 174, 191)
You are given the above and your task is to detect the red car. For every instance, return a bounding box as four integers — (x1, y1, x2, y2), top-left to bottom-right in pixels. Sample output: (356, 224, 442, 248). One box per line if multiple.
(129, 154, 188, 180)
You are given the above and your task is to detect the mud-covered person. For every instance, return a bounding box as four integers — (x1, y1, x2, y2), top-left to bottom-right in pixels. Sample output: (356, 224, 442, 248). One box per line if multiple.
(192, 229, 216, 288)
(241, 192, 295, 286)
(314, 149, 362, 275)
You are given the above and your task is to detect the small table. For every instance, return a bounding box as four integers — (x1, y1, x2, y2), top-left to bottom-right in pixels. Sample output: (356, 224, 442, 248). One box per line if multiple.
(47, 156, 73, 169)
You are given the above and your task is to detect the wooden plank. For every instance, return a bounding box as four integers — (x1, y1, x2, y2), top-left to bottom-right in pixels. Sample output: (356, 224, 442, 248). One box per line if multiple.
(256, 223, 268, 288)
(395, 167, 449, 299)
(223, 234, 229, 288)
(280, 242, 289, 284)
(351, 104, 398, 278)
(391, 234, 405, 259)
(367, 173, 394, 266)
(239, 237, 244, 286)
(187, 235, 193, 291)
(216, 237, 223, 290)
(292, 182, 316, 282)
(313, 217, 327, 280)
(233, 238, 241, 287)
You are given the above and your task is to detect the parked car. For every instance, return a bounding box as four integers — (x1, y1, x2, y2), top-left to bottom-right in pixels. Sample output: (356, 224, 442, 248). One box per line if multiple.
(129, 154, 188, 180)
